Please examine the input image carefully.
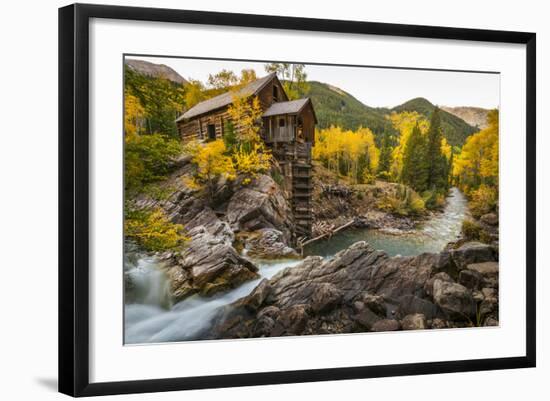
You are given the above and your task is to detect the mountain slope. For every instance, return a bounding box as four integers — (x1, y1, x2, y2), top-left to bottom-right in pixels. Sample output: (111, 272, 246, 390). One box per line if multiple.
(125, 59, 188, 85)
(300, 81, 392, 134)
(392, 97, 477, 146)
(440, 106, 491, 129)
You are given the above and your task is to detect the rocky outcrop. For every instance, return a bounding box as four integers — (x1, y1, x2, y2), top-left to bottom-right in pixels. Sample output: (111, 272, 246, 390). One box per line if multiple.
(209, 241, 499, 338)
(163, 224, 259, 300)
(125, 58, 188, 85)
(134, 162, 297, 301)
(440, 106, 490, 130)
(225, 175, 294, 243)
(237, 228, 299, 259)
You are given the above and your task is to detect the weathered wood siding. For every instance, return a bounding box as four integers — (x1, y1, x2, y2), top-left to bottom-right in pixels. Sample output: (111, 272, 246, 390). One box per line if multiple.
(178, 108, 231, 141)
(298, 103, 316, 145)
(256, 78, 288, 109)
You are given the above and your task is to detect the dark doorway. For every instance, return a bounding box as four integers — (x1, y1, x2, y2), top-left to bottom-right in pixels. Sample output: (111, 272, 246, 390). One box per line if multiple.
(207, 124, 216, 140)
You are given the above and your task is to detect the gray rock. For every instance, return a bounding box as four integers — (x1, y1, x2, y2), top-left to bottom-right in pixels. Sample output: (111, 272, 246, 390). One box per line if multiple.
(424, 272, 454, 298)
(371, 319, 401, 332)
(430, 318, 448, 329)
(310, 283, 343, 313)
(353, 307, 382, 330)
(467, 261, 499, 286)
(233, 279, 271, 312)
(480, 213, 499, 226)
(433, 279, 476, 320)
(225, 175, 294, 243)
(166, 226, 259, 300)
(397, 294, 438, 320)
(450, 242, 496, 271)
(479, 287, 499, 317)
(472, 290, 484, 303)
(458, 269, 483, 290)
(362, 294, 387, 316)
(275, 304, 310, 335)
(210, 240, 497, 339)
(240, 228, 299, 259)
(401, 313, 427, 330)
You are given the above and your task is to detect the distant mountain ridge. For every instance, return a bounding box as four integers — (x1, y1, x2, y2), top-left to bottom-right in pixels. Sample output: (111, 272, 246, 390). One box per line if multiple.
(299, 81, 391, 135)
(124, 59, 479, 146)
(391, 97, 477, 146)
(440, 106, 491, 129)
(125, 59, 188, 85)
(301, 84, 477, 147)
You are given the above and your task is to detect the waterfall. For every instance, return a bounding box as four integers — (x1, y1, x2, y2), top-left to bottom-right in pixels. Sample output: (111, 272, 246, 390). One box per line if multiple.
(124, 188, 468, 344)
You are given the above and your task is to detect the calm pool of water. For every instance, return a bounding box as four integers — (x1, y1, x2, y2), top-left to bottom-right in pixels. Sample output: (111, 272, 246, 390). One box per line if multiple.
(304, 187, 469, 257)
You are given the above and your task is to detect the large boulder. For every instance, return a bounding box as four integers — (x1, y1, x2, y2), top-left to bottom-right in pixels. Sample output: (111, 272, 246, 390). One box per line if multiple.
(225, 175, 294, 243)
(371, 319, 401, 332)
(480, 213, 499, 226)
(466, 261, 499, 289)
(238, 228, 299, 259)
(450, 242, 496, 271)
(165, 225, 259, 300)
(210, 241, 460, 338)
(432, 279, 476, 320)
(208, 239, 498, 339)
(397, 294, 438, 320)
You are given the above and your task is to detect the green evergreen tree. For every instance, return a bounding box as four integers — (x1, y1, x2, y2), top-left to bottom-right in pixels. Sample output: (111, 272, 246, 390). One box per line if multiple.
(425, 107, 448, 190)
(402, 124, 428, 191)
(377, 131, 393, 179)
(447, 150, 454, 188)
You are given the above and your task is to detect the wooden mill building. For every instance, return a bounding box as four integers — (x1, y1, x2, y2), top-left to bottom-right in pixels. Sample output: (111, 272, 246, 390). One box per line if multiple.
(176, 73, 316, 238)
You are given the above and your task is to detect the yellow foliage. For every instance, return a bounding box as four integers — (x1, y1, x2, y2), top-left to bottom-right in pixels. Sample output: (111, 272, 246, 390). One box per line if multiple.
(184, 79, 206, 109)
(232, 143, 272, 178)
(124, 207, 188, 251)
(313, 126, 380, 184)
(453, 109, 499, 191)
(469, 184, 498, 218)
(441, 137, 452, 160)
(187, 140, 236, 197)
(227, 94, 263, 145)
(387, 111, 429, 179)
(124, 91, 146, 136)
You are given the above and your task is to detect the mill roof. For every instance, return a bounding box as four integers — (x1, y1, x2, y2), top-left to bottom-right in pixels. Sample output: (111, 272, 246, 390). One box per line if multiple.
(177, 73, 277, 121)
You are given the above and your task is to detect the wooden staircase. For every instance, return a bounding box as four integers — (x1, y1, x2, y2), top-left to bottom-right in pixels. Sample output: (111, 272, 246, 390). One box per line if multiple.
(292, 143, 313, 237)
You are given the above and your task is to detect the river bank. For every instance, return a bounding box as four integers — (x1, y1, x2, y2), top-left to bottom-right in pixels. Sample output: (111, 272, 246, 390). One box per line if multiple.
(123, 186, 498, 344)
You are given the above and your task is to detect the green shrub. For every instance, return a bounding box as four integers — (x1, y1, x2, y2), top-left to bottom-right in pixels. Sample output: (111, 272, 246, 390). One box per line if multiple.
(362, 171, 376, 185)
(125, 133, 181, 195)
(376, 171, 392, 182)
(462, 219, 482, 241)
(377, 184, 425, 216)
(422, 190, 446, 210)
(223, 121, 237, 151)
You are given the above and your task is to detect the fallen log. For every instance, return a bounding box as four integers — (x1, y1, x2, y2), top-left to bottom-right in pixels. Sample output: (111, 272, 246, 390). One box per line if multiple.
(299, 218, 357, 250)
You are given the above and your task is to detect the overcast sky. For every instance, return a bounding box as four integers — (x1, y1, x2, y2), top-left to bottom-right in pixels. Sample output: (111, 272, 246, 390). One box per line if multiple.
(128, 55, 500, 109)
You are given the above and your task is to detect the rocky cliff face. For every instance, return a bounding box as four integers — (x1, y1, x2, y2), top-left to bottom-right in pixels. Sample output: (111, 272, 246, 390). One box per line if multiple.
(136, 158, 297, 300)
(209, 241, 499, 338)
(125, 58, 188, 85)
(440, 106, 491, 130)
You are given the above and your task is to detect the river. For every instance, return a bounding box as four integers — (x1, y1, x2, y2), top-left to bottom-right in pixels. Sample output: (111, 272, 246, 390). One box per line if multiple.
(124, 187, 468, 344)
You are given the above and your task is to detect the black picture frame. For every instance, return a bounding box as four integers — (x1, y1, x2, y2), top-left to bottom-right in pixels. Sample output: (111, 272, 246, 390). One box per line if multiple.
(58, 3, 536, 397)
